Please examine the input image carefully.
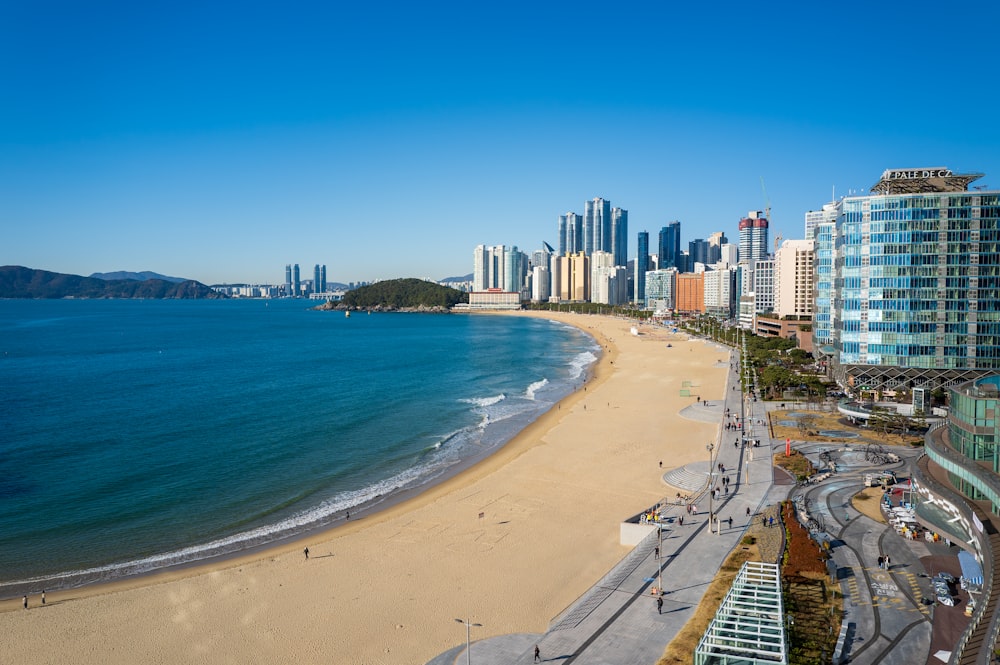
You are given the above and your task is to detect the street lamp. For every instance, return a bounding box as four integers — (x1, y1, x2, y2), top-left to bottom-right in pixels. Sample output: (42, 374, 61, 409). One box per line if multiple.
(454, 618, 482, 665)
(706, 442, 716, 536)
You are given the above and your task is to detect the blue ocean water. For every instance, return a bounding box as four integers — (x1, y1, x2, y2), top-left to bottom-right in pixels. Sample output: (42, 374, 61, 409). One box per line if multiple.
(0, 299, 597, 595)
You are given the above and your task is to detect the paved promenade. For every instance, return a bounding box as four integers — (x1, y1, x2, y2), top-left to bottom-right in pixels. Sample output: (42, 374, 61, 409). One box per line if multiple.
(428, 344, 781, 665)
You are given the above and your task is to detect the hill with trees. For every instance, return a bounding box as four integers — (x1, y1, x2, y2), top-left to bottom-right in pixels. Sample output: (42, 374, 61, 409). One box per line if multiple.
(0, 266, 225, 299)
(320, 278, 468, 311)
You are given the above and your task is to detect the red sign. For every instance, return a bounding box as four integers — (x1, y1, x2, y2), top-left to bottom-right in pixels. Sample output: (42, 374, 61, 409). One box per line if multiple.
(785, 438, 791, 457)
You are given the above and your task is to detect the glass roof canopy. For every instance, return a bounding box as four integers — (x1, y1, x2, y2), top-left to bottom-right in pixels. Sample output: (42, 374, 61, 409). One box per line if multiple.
(694, 561, 787, 665)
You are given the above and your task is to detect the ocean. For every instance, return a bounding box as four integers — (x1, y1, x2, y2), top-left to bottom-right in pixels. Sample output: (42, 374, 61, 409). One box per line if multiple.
(0, 299, 598, 596)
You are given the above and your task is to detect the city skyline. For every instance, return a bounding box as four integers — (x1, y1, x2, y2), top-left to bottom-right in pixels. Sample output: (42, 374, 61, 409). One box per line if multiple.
(3, 2, 1000, 285)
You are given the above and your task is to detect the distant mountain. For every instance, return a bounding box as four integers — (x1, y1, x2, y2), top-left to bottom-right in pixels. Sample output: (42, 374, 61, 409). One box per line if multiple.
(440, 273, 473, 283)
(89, 270, 188, 283)
(0, 266, 226, 299)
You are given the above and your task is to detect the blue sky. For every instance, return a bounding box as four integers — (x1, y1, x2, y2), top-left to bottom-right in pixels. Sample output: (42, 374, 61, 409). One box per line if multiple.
(3, 1, 999, 285)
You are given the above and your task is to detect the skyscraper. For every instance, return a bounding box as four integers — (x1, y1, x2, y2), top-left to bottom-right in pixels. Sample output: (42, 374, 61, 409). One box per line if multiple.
(635, 231, 649, 303)
(584, 197, 612, 256)
(558, 212, 583, 255)
(314, 265, 322, 294)
(285, 264, 292, 296)
(611, 207, 628, 267)
(815, 166, 999, 391)
(293, 264, 300, 297)
(688, 239, 711, 267)
(738, 211, 769, 264)
(658, 222, 681, 269)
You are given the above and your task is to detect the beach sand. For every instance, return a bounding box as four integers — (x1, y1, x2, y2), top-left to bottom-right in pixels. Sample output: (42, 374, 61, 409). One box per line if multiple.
(0, 312, 729, 664)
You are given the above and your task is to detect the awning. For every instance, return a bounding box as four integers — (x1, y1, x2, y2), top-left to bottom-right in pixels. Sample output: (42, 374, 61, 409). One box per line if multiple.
(958, 550, 984, 586)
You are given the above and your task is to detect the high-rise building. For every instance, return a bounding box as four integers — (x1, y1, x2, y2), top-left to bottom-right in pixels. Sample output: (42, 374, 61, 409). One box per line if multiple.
(314, 265, 322, 294)
(689, 239, 712, 267)
(815, 167, 1000, 391)
(285, 264, 292, 296)
(611, 207, 628, 267)
(320, 265, 327, 293)
(531, 265, 550, 302)
(675, 273, 705, 313)
(504, 246, 527, 294)
(738, 211, 769, 264)
(293, 264, 301, 297)
(645, 268, 676, 311)
(553, 252, 590, 301)
(658, 222, 681, 269)
(707, 232, 728, 263)
(804, 200, 840, 241)
(635, 231, 650, 303)
(584, 197, 612, 256)
(752, 259, 775, 313)
(773, 240, 814, 319)
(704, 267, 737, 318)
(473, 245, 509, 292)
(812, 208, 839, 351)
(558, 213, 583, 255)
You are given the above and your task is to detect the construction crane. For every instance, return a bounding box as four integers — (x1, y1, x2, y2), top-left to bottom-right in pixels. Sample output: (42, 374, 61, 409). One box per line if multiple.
(761, 176, 781, 253)
(759, 176, 772, 222)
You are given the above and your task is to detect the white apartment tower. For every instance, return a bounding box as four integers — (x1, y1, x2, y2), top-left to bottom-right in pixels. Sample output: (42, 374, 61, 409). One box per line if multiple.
(773, 239, 815, 318)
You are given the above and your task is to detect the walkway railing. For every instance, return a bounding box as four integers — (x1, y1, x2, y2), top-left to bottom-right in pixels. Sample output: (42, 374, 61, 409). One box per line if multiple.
(917, 426, 1000, 664)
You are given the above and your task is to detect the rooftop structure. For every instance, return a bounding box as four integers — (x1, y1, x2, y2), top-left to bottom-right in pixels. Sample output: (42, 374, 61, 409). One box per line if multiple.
(694, 561, 786, 665)
(870, 167, 985, 195)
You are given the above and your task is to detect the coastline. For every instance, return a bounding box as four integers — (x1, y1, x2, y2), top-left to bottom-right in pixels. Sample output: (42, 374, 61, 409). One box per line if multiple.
(0, 311, 729, 665)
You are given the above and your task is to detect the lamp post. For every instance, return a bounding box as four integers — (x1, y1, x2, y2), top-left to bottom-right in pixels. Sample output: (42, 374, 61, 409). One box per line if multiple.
(706, 442, 715, 536)
(454, 618, 482, 665)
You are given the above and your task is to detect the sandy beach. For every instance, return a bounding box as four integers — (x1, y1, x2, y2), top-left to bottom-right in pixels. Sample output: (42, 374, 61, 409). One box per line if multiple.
(0, 311, 729, 665)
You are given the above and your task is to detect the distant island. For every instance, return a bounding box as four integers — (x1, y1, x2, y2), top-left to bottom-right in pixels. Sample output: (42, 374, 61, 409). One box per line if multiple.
(0, 266, 225, 299)
(89, 270, 188, 283)
(314, 278, 468, 312)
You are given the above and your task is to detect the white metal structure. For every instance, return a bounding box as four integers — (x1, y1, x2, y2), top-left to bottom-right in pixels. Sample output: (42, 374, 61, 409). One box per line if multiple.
(693, 561, 787, 665)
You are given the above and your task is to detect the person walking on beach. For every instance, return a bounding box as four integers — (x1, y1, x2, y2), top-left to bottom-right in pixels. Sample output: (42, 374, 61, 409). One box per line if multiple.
(534, 644, 541, 662)
(41, 590, 45, 605)
(304, 547, 309, 560)
(22, 595, 27, 609)
(656, 596, 663, 614)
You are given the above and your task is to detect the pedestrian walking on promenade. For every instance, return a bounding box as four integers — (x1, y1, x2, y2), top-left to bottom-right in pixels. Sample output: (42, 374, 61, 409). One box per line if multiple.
(657, 596, 663, 614)
(747, 507, 751, 517)
(535, 644, 541, 662)
(728, 516, 733, 529)
(654, 546, 659, 559)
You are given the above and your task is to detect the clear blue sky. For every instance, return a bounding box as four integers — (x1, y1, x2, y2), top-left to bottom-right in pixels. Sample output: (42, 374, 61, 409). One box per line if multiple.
(3, 1, 999, 285)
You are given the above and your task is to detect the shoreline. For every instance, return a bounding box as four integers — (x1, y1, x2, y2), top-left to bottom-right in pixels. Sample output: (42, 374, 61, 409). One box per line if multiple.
(0, 311, 609, 605)
(1, 311, 729, 665)
(0, 310, 599, 601)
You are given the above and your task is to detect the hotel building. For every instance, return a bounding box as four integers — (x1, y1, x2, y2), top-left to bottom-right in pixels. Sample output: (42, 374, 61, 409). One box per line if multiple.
(815, 167, 1000, 392)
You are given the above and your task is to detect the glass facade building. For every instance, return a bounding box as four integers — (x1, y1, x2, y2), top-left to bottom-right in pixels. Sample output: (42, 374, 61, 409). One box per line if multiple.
(635, 231, 649, 303)
(815, 168, 1000, 391)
